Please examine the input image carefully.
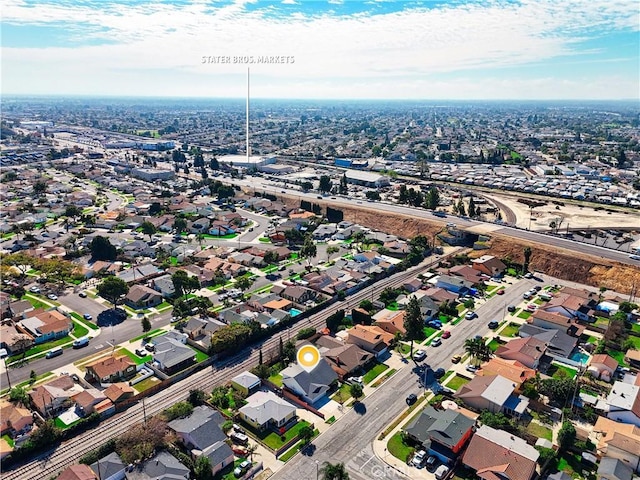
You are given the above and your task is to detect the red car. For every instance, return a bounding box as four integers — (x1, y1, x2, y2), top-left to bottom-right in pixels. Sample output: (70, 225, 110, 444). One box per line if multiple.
(496, 289, 505, 295)
(442, 330, 451, 339)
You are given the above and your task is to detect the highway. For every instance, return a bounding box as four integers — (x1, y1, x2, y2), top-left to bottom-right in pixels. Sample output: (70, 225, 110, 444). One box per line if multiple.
(0, 253, 451, 480)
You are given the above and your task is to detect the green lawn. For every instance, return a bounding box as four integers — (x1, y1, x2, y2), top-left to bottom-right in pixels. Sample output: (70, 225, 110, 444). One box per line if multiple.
(548, 363, 578, 379)
(398, 343, 411, 355)
(129, 329, 164, 343)
(422, 326, 437, 339)
(487, 339, 501, 352)
(156, 301, 172, 312)
(8, 335, 72, 361)
(608, 349, 629, 367)
(446, 374, 470, 391)
(387, 302, 399, 311)
(594, 317, 609, 329)
(631, 323, 640, 334)
(2, 435, 15, 448)
(24, 295, 49, 310)
(278, 440, 304, 462)
(72, 321, 89, 338)
(363, 362, 389, 384)
(331, 384, 352, 404)
(258, 237, 271, 243)
(132, 376, 161, 393)
(527, 422, 553, 441)
(115, 348, 152, 365)
(500, 322, 521, 337)
(387, 432, 414, 463)
(268, 372, 283, 387)
(626, 335, 640, 350)
(262, 420, 311, 450)
(517, 311, 532, 319)
(556, 452, 589, 476)
(193, 348, 209, 363)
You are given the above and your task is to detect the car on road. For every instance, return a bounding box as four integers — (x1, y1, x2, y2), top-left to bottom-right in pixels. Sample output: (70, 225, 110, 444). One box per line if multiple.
(488, 321, 499, 329)
(434, 368, 446, 379)
(629, 255, 640, 261)
(451, 354, 462, 364)
(464, 311, 477, 320)
(431, 338, 442, 347)
(78, 291, 88, 298)
(29, 286, 41, 293)
(466, 365, 479, 373)
(412, 450, 427, 468)
(234, 460, 251, 477)
(507, 305, 516, 313)
(441, 330, 451, 339)
(413, 350, 427, 362)
(524, 272, 533, 279)
(47, 293, 58, 300)
(83, 313, 92, 320)
(406, 393, 417, 406)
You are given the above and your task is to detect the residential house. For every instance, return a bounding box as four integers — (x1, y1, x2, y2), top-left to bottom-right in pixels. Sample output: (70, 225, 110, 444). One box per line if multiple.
(313, 223, 337, 240)
(543, 293, 593, 322)
(423, 287, 459, 305)
(495, 336, 547, 369)
(90, 451, 126, 480)
(150, 274, 176, 298)
(626, 350, 640, 369)
(346, 324, 393, 358)
(281, 358, 339, 404)
(29, 375, 84, 417)
(316, 336, 374, 379)
(190, 217, 210, 234)
(0, 324, 34, 354)
(517, 323, 578, 365)
(471, 255, 507, 277)
(167, 406, 233, 477)
(404, 406, 475, 465)
(589, 354, 619, 382)
(18, 309, 72, 344)
(103, 383, 135, 404)
(85, 355, 136, 384)
(373, 309, 406, 336)
(71, 389, 109, 416)
(598, 457, 634, 480)
(397, 293, 438, 322)
(382, 239, 410, 258)
(0, 401, 33, 441)
(594, 416, 640, 473)
(476, 358, 536, 390)
(152, 334, 196, 375)
(454, 374, 530, 418)
(239, 391, 297, 433)
(530, 310, 584, 337)
(123, 285, 163, 309)
(231, 371, 261, 397)
(125, 451, 190, 480)
(435, 274, 473, 294)
(462, 425, 539, 480)
(117, 263, 162, 284)
(604, 381, 640, 427)
(449, 265, 485, 285)
(56, 464, 98, 480)
(281, 286, 316, 305)
(402, 278, 423, 293)
(182, 317, 225, 341)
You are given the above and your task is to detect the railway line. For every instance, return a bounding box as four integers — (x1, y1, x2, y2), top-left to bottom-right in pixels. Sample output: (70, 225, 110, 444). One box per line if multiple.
(0, 253, 452, 480)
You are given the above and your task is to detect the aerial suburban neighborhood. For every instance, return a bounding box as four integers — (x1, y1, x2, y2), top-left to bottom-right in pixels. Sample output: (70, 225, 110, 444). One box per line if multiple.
(1, 1, 640, 480)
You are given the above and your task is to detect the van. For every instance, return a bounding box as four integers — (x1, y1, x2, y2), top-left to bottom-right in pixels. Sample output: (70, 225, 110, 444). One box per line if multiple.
(72, 337, 90, 349)
(539, 293, 552, 301)
(46, 347, 63, 359)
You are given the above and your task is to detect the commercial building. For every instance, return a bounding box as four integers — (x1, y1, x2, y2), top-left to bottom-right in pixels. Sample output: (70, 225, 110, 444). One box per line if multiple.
(344, 169, 390, 188)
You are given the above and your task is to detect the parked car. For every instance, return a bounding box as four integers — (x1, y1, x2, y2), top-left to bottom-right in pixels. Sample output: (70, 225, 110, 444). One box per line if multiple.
(83, 313, 92, 320)
(425, 455, 438, 471)
(496, 289, 505, 295)
(533, 285, 542, 291)
(29, 286, 40, 293)
(427, 320, 442, 329)
(431, 338, 442, 347)
(523, 292, 533, 300)
(230, 432, 249, 445)
(234, 459, 251, 477)
(488, 321, 499, 329)
(413, 350, 427, 362)
(466, 365, 479, 373)
(233, 424, 245, 434)
(412, 450, 427, 468)
(441, 330, 451, 339)
(507, 305, 516, 313)
(525, 304, 537, 312)
(435, 465, 450, 480)
(451, 354, 462, 364)
(464, 311, 477, 320)
(434, 368, 446, 379)
(406, 393, 417, 406)
(78, 291, 88, 298)
(47, 293, 58, 300)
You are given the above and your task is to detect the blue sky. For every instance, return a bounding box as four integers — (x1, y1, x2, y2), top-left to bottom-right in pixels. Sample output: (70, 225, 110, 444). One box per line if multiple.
(2, 0, 639, 99)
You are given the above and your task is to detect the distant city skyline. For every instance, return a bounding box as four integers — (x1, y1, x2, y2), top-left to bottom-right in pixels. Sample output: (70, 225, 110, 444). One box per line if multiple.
(2, 0, 639, 100)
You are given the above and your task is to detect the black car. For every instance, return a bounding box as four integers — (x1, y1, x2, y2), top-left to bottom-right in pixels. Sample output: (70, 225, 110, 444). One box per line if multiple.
(488, 321, 499, 329)
(507, 305, 516, 312)
(406, 393, 417, 406)
(434, 368, 446, 379)
(533, 285, 542, 291)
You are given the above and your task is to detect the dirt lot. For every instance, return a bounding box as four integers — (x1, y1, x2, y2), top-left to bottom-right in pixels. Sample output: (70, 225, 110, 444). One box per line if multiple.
(281, 196, 640, 295)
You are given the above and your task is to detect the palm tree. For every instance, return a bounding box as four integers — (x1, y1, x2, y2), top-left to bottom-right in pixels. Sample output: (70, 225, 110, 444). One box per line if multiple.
(320, 461, 350, 480)
(464, 337, 492, 366)
(246, 443, 259, 462)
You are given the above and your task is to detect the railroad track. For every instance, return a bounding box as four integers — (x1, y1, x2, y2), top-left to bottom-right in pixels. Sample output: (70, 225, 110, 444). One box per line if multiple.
(1, 253, 456, 480)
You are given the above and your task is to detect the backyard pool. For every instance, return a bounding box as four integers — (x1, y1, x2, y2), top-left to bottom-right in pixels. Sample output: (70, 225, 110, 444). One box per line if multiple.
(289, 308, 303, 317)
(569, 351, 590, 364)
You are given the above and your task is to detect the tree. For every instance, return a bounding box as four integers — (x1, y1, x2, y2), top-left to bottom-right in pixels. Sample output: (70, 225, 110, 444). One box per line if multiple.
(171, 270, 200, 299)
(326, 309, 345, 332)
(140, 221, 157, 242)
(478, 411, 514, 431)
(188, 389, 206, 406)
(33, 180, 47, 195)
(301, 181, 313, 192)
(359, 299, 374, 313)
(235, 276, 254, 291)
(97, 277, 129, 309)
(540, 377, 576, 405)
(64, 205, 82, 220)
(148, 202, 163, 216)
(456, 199, 466, 216)
(89, 236, 117, 261)
(557, 421, 576, 452)
(163, 401, 194, 421)
(339, 173, 348, 195)
(425, 187, 440, 210)
(468, 197, 477, 218)
(173, 217, 188, 234)
(300, 235, 317, 267)
(263, 250, 279, 265)
(209, 157, 219, 170)
(298, 425, 314, 445)
(403, 296, 424, 359)
(320, 462, 350, 480)
(349, 383, 364, 402)
(9, 386, 28, 406)
(617, 147, 627, 168)
(604, 317, 627, 349)
(319, 175, 333, 193)
(282, 340, 297, 366)
(523, 246, 532, 274)
(141, 316, 151, 332)
(464, 337, 492, 366)
(193, 456, 214, 480)
(326, 246, 340, 262)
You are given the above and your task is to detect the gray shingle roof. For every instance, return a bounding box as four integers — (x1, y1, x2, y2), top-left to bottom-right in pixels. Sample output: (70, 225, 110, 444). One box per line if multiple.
(405, 406, 475, 448)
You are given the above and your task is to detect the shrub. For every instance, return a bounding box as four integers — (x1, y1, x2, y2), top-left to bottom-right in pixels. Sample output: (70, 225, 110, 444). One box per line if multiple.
(296, 327, 316, 340)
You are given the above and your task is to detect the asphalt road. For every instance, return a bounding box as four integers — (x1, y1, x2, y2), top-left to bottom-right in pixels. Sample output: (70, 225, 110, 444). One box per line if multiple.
(271, 278, 536, 480)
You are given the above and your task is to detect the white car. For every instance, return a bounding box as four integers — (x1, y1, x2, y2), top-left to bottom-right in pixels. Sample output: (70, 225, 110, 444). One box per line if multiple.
(47, 293, 58, 300)
(630, 255, 640, 261)
(413, 350, 427, 362)
(412, 450, 427, 468)
(29, 286, 41, 293)
(234, 460, 251, 477)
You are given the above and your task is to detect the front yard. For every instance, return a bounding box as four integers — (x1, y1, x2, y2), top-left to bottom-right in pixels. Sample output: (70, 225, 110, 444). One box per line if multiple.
(446, 374, 470, 391)
(260, 420, 312, 450)
(387, 432, 414, 463)
(500, 322, 521, 337)
(363, 362, 389, 384)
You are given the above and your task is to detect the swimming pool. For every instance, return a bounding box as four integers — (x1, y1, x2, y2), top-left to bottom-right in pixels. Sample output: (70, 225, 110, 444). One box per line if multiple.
(569, 351, 590, 364)
(289, 308, 303, 317)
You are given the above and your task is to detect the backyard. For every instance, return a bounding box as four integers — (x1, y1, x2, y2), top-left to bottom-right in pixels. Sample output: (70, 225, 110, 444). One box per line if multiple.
(525, 421, 553, 441)
(547, 363, 578, 379)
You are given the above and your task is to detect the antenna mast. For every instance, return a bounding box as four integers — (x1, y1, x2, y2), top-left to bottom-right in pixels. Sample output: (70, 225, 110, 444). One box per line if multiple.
(246, 67, 251, 161)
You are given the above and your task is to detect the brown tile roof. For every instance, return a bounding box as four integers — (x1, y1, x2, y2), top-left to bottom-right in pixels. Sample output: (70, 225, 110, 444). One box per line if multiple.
(590, 354, 619, 371)
(595, 416, 640, 456)
(348, 324, 394, 346)
(477, 358, 536, 385)
(104, 382, 135, 402)
(374, 310, 406, 335)
(495, 337, 546, 363)
(57, 464, 99, 480)
(546, 293, 584, 312)
(87, 356, 135, 379)
(0, 402, 32, 433)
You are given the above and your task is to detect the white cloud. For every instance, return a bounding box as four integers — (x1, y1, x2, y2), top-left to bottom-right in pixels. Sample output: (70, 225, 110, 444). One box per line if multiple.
(1, 0, 638, 98)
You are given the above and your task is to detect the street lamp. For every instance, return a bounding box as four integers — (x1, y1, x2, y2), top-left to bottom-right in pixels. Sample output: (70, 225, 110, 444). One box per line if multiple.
(315, 460, 319, 480)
